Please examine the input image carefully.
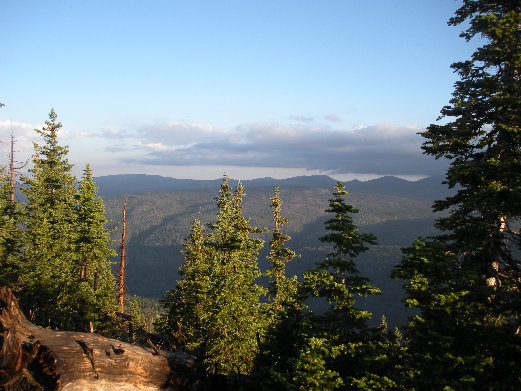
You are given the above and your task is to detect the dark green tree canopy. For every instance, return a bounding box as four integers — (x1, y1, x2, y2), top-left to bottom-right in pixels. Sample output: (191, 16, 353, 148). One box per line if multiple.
(422, 0, 521, 269)
(19, 110, 116, 330)
(394, 1, 521, 388)
(159, 176, 266, 376)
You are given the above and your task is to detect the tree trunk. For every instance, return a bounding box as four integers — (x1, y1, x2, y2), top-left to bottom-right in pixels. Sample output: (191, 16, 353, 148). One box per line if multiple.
(118, 199, 127, 312)
(0, 287, 205, 390)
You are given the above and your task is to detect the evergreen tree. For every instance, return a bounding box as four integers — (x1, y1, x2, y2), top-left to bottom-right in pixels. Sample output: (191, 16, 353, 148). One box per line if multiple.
(0, 168, 23, 289)
(295, 182, 397, 390)
(266, 186, 300, 313)
(157, 219, 211, 358)
(306, 182, 379, 336)
(204, 177, 266, 375)
(249, 187, 305, 390)
(21, 109, 79, 327)
(253, 183, 400, 390)
(129, 295, 144, 340)
(19, 110, 116, 331)
(160, 176, 265, 375)
(69, 164, 117, 329)
(394, 1, 521, 388)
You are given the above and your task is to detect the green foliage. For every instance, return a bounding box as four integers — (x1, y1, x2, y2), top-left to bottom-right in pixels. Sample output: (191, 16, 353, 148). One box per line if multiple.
(297, 183, 404, 389)
(18, 110, 116, 330)
(129, 295, 144, 340)
(266, 186, 300, 313)
(159, 176, 266, 375)
(156, 219, 211, 358)
(20, 109, 79, 327)
(394, 1, 521, 389)
(71, 164, 117, 328)
(305, 183, 380, 333)
(100, 183, 435, 328)
(291, 337, 345, 391)
(393, 239, 516, 389)
(0, 168, 23, 289)
(249, 183, 403, 390)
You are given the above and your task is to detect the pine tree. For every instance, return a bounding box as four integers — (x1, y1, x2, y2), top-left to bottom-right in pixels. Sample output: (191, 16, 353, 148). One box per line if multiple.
(70, 164, 117, 330)
(159, 176, 266, 375)
(266, 186, 300, 313)
(306, 182, 379, 334)
(157, 219, 211, 358)
(129, 295, 144, 340)
(21, 109, 79, 327)
(393, 1, 521, 388)
(0, 168, 23, 289)
(291, 183, 399, 390)
(248, 187, 305, 390)
(204, 177, 266, 375)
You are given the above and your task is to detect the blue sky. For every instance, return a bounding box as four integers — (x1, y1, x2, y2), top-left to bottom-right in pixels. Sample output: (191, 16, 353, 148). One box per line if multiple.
(1, 0, 477, 180)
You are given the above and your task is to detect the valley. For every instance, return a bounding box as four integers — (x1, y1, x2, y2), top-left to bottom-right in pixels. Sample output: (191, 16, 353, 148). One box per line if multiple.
(98, 174, 447, 327)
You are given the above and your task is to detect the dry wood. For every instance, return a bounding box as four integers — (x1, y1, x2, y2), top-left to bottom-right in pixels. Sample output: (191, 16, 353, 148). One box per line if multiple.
(118, 198, 127, 311)
(0, 287, 206, 391)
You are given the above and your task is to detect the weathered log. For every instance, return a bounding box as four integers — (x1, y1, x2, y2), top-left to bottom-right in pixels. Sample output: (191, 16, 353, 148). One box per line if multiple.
(0, 287, 205, 390)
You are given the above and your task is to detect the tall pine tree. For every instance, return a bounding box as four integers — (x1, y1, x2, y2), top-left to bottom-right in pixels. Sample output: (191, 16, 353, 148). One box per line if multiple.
(394, 1, 521, 388)
(70, 164, 117, 330)
(157, 218, 211, 358)
(21, 109, 78, 327)
(293, 182, 392, 390)
(255, 183, 400, 390)
(160, 176, 266, 375)
(248, 186, 304, 390)
(20, 110, 116, 330)
(204, 177, 266, 375)
(266, 186, 300, 313)
(305, 182, 379, 337)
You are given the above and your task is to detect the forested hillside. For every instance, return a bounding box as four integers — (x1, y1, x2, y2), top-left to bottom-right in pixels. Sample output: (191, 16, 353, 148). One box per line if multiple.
(100, 178, 440, 326)
(1, 1, 519, 389)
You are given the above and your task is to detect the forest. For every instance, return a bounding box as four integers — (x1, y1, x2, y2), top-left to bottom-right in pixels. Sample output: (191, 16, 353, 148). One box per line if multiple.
(1, 1, 521, 389)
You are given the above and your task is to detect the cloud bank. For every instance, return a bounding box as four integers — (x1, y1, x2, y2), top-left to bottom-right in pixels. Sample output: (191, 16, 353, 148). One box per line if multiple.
(119, 121, 446, 177)
(1, 118, 448, 179)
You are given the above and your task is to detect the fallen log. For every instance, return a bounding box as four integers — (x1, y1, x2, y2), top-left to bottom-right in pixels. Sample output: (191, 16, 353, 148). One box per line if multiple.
(0, 287, 205, 390)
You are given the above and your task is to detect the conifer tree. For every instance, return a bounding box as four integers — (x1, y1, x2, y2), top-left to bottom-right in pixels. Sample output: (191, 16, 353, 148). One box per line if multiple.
(21, 109, 79, 327)
(266, 186, 300, 313)
(0, 168, 23, 289)
(0, 133, 27, 290)
(157, 219, 211, 358)
(254, 183, 399, 390)
(19, 111, 115, 330)
(160, 176, 265, 375)
(393, 1, 521, 388)
(248, 187, 305, 390)
(264, 182, 404, 390)
(69, 164, 117, 330)
(306, 182, 379, 334)
(129, 295, 144, 340)
(204, 177, 266, 375)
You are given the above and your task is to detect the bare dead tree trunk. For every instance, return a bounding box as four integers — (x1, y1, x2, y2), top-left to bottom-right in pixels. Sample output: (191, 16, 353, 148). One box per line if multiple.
(9, 134, 15, 206)
(118, 199, 127, 312)
(8, 132, 27, 208)
(0, 287, 205, 390)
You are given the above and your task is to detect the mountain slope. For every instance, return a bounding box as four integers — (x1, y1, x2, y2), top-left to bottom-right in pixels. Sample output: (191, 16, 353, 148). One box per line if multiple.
(95, 174, 450, 201)
(101, 177, 443, 327)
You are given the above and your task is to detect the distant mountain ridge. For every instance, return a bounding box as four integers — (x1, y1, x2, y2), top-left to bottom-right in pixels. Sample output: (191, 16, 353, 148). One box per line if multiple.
(97, 173, 452, 327)
(95, 174, 450, 201)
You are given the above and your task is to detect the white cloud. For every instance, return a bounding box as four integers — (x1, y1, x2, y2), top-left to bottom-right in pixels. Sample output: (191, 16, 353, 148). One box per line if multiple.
(123, 121, 446, 176)
(0, 118, 447, 179)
